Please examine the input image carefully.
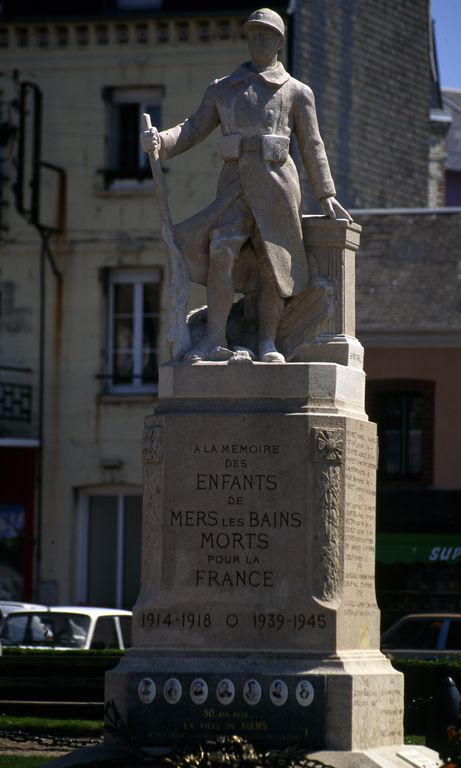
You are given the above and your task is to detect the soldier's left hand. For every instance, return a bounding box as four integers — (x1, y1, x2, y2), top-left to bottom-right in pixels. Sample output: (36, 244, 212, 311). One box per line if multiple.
(322, 196, 353, 222)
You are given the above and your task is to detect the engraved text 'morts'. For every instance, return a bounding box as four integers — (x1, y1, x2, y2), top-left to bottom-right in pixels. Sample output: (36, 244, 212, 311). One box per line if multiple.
(200, 531, 269, 549)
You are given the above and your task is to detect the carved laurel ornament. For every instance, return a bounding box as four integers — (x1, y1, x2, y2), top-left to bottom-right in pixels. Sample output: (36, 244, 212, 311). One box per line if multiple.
(142, 426, 163, 464)
(312, 427, 345, 604)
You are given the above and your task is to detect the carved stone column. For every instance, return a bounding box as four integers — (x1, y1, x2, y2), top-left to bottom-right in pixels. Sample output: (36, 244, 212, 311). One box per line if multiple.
(299, 216, 364, 369)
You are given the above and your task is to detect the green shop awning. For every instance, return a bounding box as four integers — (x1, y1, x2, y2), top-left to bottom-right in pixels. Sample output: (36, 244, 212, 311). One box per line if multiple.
(377, 533, 461, 564)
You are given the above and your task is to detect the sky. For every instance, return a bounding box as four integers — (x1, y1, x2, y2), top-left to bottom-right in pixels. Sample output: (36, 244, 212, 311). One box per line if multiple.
(431, 0, 461, 90)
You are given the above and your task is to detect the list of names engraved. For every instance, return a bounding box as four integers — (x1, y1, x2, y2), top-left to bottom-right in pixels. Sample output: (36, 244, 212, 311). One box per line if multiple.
(343, 422, 377, 613)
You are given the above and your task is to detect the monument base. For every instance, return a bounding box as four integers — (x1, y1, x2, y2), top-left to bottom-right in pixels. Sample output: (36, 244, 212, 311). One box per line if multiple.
(39, 740, 441, 768)
(105, 649, 403, 751)
(105, 361, 403, 754)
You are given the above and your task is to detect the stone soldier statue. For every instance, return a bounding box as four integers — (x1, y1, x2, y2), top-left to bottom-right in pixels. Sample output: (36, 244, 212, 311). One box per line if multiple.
(142, 8, 351, 363)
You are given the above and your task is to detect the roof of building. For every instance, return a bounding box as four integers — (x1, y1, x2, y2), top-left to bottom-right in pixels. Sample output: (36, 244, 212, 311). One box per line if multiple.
(443, 89, 461, 172)
(353, 209, 461, 332)
(0, 1, 288, 21)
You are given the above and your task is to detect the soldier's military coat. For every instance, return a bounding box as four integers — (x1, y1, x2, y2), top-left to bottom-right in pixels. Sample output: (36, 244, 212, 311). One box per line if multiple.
(162, 61, 335, 298)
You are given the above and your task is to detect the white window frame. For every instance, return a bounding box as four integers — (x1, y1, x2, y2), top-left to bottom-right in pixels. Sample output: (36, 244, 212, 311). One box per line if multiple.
(106, 86, 163, 190)
(106, 268, 161, 395)
(76, 487, 142, 609)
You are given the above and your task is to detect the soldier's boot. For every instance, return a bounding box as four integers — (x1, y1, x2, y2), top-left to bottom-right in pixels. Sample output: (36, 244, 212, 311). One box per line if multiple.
(257, 258, 286, 363)
(184, 240, 237, 362)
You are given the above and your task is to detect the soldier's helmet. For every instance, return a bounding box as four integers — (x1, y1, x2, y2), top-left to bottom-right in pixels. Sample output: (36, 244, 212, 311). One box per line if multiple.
(243, 8, 286, 40)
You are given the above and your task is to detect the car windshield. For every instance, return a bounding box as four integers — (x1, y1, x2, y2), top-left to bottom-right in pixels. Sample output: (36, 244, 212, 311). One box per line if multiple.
(0, 612, 91, 648)
(382, 618, 443, 650)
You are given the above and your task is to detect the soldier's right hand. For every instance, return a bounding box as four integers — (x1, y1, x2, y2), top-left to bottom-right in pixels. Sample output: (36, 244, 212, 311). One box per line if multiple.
(140, 126, 160, 155)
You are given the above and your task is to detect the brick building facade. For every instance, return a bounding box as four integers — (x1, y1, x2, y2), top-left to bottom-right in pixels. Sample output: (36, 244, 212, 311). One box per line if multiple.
(292, 0, 433, 210)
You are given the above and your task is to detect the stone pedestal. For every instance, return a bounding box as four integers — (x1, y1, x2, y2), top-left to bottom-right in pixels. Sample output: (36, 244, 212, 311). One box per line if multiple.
(105, 362, 404, 751)
(104, 220, 438, 766)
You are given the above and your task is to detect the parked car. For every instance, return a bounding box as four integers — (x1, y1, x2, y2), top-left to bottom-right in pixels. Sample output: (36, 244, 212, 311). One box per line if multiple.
(381, 613, 461, 659)
(0, 601, 47, 631)
(0, 606, 132, 650)
(0, 601, 47, 619)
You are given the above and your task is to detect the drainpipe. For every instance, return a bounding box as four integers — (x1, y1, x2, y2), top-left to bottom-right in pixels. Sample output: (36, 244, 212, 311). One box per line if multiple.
(14, 80, 65, 600)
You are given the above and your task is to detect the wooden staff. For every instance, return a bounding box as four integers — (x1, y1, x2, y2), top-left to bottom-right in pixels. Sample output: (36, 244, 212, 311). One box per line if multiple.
(142, 113, 191, 361)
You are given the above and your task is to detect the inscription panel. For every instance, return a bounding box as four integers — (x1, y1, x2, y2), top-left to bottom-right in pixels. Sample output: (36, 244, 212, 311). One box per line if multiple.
(138, 414, 332, 652)
(127, 673, 326, 748)
(343, 421, 378, 618)
(351, 675, 403, 746)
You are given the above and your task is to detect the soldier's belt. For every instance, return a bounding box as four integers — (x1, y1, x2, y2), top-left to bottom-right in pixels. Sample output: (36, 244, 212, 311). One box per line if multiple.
(221, 133, 290, 163)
